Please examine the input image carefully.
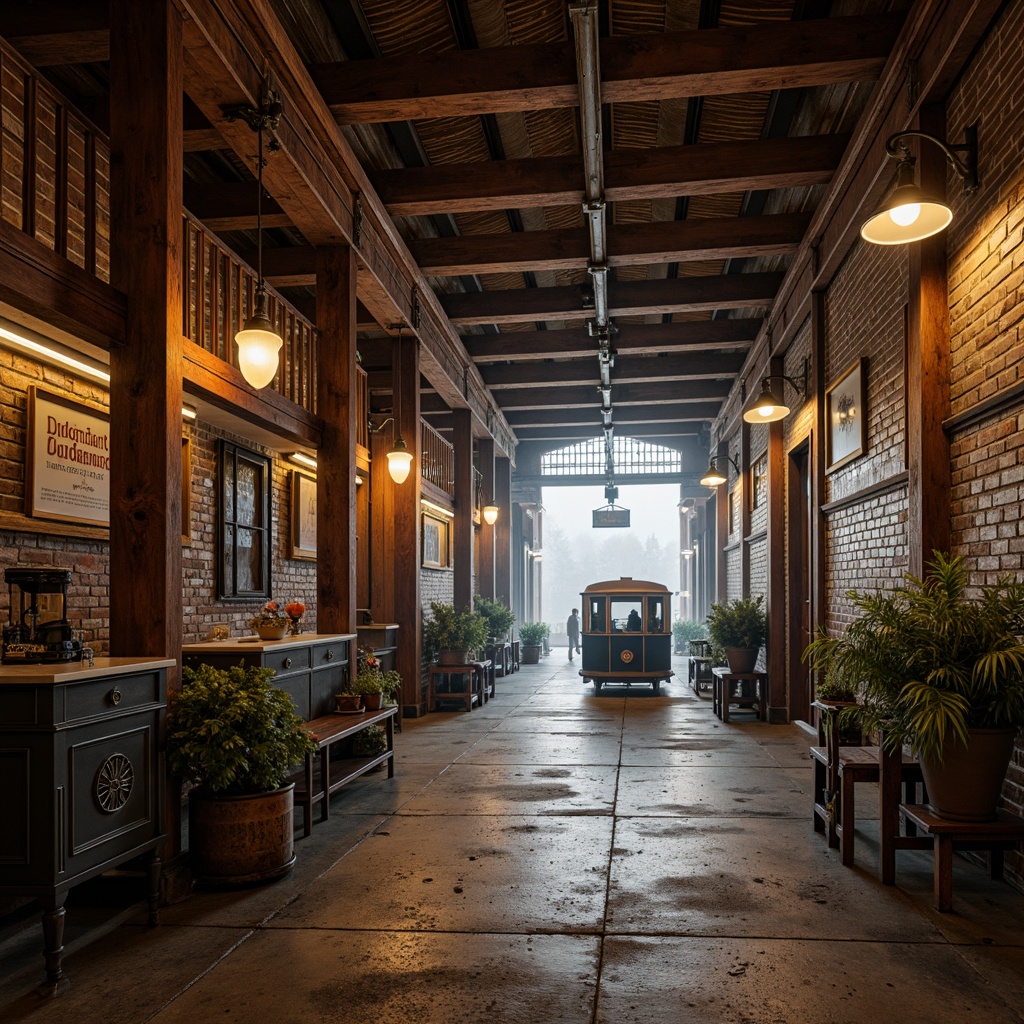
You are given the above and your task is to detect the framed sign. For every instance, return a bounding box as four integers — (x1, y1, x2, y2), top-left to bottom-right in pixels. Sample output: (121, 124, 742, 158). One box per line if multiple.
(826, 358, 867, 471)
(422, 512, 450, 568)
(26, 386, 110, 526)
(291, 471, 317, 560)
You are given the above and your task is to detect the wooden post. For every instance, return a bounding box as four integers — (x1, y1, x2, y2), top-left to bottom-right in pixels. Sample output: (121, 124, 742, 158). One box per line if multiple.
(715, 440, 729, 603)
(393, 331, 423, 715)
(316, 246, 358, 636)
(477, 438, 496, 600)
(452, 408, 475, 611)
(766, 356, 787, 722)
(108, 0, 184, 869)
(906, 104, 951, 575)
(495, 456, 512, 607)
(739, 421, 751, 595)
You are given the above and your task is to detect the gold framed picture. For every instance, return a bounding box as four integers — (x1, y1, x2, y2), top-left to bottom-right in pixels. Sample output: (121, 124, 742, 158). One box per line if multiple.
(291, 470, 317, 560)
(422, 512, 450, 568)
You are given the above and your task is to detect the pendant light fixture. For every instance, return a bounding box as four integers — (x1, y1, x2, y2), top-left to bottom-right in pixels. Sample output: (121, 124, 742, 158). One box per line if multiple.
(369, 324, 415, 484)
(700, 454, 739, 488)
(860, 126, 978, 245)
(482, 503, 499, 526)
(741, 359, 809, 424)
(229, 77, 283, 389)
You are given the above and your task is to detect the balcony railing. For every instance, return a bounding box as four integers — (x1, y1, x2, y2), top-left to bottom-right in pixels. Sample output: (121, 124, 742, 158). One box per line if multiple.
(420, 421, 454, 496)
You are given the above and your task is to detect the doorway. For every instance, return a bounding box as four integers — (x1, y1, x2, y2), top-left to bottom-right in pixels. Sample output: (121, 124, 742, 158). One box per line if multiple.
(787, 442, 812, 722)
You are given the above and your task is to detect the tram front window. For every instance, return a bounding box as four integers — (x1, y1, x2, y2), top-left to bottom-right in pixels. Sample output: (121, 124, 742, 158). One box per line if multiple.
(647, 597, 665, 632)
(611, 600, 642, 631)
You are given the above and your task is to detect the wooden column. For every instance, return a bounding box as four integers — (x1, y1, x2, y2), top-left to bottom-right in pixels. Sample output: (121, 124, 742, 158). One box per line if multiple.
(811, 290, 828, 634)
(906, 104, 951, 576)
(495, 456, 512, 607)
(739, 421, 751, 595)
(452, 408, 475, 610)
(715, 440, 729, 603)
(477, 438, 496, 600)
(766, 356, 787, 722)
(108, 0, 183, 868)
(393, 332, 423, 715)
(316, 246, 358, 635)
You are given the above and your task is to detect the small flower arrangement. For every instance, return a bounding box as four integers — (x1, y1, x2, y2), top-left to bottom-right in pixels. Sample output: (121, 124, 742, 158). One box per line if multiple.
(249, 600, 287, 630)
(284, 601, 306, 621)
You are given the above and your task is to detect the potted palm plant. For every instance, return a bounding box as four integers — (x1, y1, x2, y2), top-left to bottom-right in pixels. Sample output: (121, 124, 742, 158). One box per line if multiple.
(706, 595, 767, 673)
(422, 601, 488, 665)
(803, 552, 1024, 821)
(167, 662, 317, 885)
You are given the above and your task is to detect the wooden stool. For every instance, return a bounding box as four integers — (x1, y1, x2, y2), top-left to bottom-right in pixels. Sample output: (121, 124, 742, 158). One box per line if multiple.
(428, 664, 477, 711)
(712, 667, 766, 721)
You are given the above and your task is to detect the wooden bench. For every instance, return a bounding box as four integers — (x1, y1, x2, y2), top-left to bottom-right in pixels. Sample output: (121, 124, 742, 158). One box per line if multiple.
(900, 804, 1024, 912)
(293, 705, 396, 837)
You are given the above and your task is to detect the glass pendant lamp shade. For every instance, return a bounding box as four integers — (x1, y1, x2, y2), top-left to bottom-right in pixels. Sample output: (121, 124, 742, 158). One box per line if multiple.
(386, 435, 413, 484)
(235, 287, 283, 389)
(482, 504, 499, 525)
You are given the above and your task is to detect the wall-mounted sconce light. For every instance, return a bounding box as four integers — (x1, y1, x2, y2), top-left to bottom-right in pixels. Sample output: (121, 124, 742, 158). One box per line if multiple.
(482, 504, 499, 526)
(182, 405, 198, 422)
(355, 474, 364, 487)
(0, 322, 110, 383)
(700, 454, 739, 487)
(370, 416, 413, 484)
(860, 125, 978, 245)
(743, 358, 809, 423)
(228, 76, 284, 389)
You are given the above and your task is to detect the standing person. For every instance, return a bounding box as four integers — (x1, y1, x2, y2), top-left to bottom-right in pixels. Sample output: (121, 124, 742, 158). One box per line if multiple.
(566, 608, 581, 661)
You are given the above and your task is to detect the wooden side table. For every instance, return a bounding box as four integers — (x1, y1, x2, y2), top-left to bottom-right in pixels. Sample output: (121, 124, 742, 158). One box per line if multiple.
(428, 664, 478, 711)
(712, 667, 767, 722)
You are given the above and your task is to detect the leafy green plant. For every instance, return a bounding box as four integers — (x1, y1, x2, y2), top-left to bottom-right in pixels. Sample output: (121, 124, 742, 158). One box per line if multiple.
(706, 595, 766, 651)
(814, 668, 858, 703)
(803, 552, 1024, 762)
(672, 619, 708, 653)
(349, 664, 402, 698)
(475, 596, 515, 639)
(422, 601, 488, 657)
(167, 663, 316, 796)
(518, 621, 549, 646)
(351, 724, 387, 758)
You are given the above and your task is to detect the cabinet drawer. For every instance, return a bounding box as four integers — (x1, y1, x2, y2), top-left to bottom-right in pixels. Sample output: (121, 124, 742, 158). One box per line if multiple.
(265, 647, 310, 677)
(64, 672, 163, 723)
(312, 642, 346, 669)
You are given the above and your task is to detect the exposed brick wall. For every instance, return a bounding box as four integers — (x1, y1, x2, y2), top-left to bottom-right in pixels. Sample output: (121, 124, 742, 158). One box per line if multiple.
(421, 566, 454, 609)
(725, 547, 741, 600)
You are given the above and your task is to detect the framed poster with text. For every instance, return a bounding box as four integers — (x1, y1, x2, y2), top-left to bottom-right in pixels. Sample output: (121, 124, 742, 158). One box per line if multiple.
(26, 386, 110, 526)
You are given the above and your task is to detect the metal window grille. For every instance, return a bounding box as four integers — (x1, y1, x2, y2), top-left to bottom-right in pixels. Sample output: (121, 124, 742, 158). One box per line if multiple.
(540, 437, 682, 476)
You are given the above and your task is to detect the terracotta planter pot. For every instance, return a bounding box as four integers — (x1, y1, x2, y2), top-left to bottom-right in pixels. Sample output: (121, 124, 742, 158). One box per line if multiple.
(920, 727, 1016, 822)
(188, 784, 296, 886)
(256, 623, 289, 641)
(438, 649, 470, 666)
(361, 692, 384, 710)
(724, 647, 758, 674)
(335, 694, 362, 712)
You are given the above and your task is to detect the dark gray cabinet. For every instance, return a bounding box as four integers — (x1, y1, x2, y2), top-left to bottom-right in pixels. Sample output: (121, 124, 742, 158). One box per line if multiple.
(0, 657, 171, 991)
(182, 633, 355, 720)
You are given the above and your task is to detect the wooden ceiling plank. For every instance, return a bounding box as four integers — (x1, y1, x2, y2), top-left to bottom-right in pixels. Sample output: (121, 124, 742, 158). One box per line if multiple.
(312, 14, 901, 124)
(375, 134, 848, 217)
(8, 30, 109, 65)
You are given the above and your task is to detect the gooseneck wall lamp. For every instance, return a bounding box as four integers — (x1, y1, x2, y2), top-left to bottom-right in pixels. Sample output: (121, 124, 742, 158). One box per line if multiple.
(860, 125, 979, 245)
(228, 77, 284, 389)
(700, 453, 740, 488)
(370, 324, 415, 485)
(742, 360, 809, 423)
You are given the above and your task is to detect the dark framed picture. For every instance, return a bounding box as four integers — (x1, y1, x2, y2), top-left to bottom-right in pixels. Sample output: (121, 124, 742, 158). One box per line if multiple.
(422, 512, 450, 568)
(826, 357, 867, 471)
(291, 471, 317, 560)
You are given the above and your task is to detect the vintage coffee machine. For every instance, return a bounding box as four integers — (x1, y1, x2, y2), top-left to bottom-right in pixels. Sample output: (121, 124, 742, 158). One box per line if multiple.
(2, 567, 86, 663)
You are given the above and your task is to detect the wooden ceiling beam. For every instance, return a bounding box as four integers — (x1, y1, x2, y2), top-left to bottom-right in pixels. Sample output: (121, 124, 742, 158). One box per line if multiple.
(310, 15, 901, 124)
(442, 271, 782, 326)
(374, 134, 849, 216)
(504, 402, 721, 427)
(480, 351, 746, 388)
(7, 30, 108, 65)
(466, 319, 761, 362)
(411, 212, 811, 276)
(183, 181, 293, 231)
(512, 424, 699, 442)
(494, 379, 727, 410)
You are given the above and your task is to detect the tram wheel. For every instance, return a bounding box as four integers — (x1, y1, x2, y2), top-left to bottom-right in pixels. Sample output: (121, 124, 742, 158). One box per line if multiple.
(593, 679, 602, 693)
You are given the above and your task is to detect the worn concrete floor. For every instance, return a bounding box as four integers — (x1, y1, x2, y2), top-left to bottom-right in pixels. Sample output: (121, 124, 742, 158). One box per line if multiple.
(3, 653, 1024, 1023)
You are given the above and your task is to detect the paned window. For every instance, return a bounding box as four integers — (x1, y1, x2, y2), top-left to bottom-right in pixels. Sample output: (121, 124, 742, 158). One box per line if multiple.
(218, 440, 271, 599)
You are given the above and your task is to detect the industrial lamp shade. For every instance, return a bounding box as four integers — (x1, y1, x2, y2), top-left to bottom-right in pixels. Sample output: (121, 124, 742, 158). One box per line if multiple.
(699, 460, 727, 488)
(386, 434, 413, 484)
(743, 378, 790, 423)
(235, 288, 282, 389)
(859, 157, 953, 245)
(482, 504, 499, 526)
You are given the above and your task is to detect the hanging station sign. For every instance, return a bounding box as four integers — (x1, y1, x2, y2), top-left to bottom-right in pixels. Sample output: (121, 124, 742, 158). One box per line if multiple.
(592, 504, 630, 528)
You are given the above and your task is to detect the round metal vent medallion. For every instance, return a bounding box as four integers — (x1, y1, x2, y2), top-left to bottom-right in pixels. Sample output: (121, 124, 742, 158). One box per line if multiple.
(620, 650, 634, 664)
(96, 753, 134, 812)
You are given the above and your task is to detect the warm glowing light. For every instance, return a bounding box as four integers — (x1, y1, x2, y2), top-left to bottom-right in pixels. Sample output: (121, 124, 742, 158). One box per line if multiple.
(482, 505, 499, 525)
(889, 203, 921, 227)
(235, 299, 283, 390)
(288, 452, 318, 470)
(0, 325, 110, 382)
(386, 437, 413, 484)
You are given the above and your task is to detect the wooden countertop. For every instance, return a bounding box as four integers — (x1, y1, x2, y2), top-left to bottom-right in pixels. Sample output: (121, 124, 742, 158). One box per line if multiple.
(0, 656, 176, 684)
(182, 633, 356, 655)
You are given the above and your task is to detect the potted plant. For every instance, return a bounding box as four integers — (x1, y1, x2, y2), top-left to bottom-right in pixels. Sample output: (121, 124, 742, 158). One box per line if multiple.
(349, 657, 402, 711)
(706, 595, 767, 673)
(249, 600, 290, 640)
(518, 621, 548, 664)
(803, 552, 1024, 822)
(475, 596, 515, 642)
(167, 662, 317, 885)
(673, 619, 708, 655)
(422, 601, 488, 665)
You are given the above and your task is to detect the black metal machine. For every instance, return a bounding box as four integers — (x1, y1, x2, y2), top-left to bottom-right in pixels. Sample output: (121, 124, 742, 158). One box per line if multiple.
(2, 566, 85, 663)
(579, 577, 674, 693)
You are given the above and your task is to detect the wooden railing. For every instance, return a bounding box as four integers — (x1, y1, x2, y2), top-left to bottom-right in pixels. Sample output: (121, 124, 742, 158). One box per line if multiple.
(421, 421, 454, 496)
(1, 37, 321, 417)
(1, 39, 110, 281)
